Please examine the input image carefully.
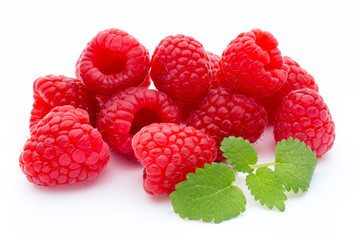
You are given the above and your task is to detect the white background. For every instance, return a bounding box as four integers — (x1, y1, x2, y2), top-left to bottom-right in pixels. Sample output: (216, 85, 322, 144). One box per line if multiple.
(1, 0, 359, 239)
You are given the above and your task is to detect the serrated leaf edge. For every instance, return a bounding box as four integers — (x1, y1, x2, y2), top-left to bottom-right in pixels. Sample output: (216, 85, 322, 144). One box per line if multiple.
(170, 163, 246, 223)
(246, 167, 287, 212)
(274, 137, 318, 193)
(220, 136, 257, 173)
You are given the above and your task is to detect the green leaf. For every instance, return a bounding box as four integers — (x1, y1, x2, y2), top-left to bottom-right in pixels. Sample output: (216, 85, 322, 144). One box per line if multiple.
(246, 167, 287, 211)
(275, 138, 319, 193)
(220, 136, 258, 173)
(170, 163, 246, 223)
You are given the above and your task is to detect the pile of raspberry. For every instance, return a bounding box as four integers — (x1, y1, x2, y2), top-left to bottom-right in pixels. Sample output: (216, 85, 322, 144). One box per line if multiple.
(19, 28, 335, 195)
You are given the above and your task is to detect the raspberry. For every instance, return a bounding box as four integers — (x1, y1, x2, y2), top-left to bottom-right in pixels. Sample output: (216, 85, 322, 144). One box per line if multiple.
(30, 75, 98, 130)
(139, 74, 151, 88)
(20, 105, 109, 186)
(258, 56, 319, 124)
(95, 76, 150, 109)
(207, 51, 221, 88)
(164, 50, 220, 122)
(274, 88, 335, 158)
(218, 29, 288, 98)
(132, 123, 217, 195)
(95, 94, 111, 109)
(150, 34, 211, 104)
(97, 87, 181, 156)
(177, 102, 198, 123)
(76, 29, 150, 96)
(187, 88, 267, 160)
(179, 51, 220, 123)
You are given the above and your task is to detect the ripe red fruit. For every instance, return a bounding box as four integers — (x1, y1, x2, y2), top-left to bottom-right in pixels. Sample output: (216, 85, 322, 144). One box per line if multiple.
(132, 123, 217, 195)
(97, 87, 181, 157)
(150, 34, 211, 104)
(20, 105, 109, 186)
(176, 102, 198, 123)
(139, 75, 151, 88)
(187, 88, 267, 160)
(76, 28, 150, 96)
(218, 29, 288, 98)
(206, 51, 221, 88)
(30, 75, 98, 130)
(258, 56, 319, 124)
(274, 88, 335, 158)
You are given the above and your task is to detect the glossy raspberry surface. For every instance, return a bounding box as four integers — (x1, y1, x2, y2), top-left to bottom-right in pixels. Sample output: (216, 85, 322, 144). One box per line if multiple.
(97, 87, 181, 156)
(139, 74, 151, 88)
(94, 75, 150, 109)
(218, 29, 288, 97)
(207, 51, 221, 88)
(187, 88, 267, 160)
(132, 123, 217, 195)
(76, 28, 150, 96)
(258, 56, 318, 124)
(150, 34, 211, 104)
(30, 75, 98, 130)
(274, 88, 335, 158)
(20, 105, 109, 186)
(177, 102, 198, 123)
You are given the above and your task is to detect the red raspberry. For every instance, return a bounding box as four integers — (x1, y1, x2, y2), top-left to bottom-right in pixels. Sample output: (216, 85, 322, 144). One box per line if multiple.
(132, 123, 217, 195)
(76, 29, 150, 96)
(177, 102, 198, 123)
(207, 51, 221, 88)
(97, 87, 181, 156)
(139, 75, 151, 88)
(20, 105, 109, 186)
(258, 56, 319, 124)
(93, 76, 151, 108)
(218, 29, 288, 98)
(187, 88, 267, 160)
(150, 34, 211, 104)
(179, 51, 220, 122)
(94, 75, 151, 119)
(30, 75, 98, 131)
(95, 94, 111, 109)
(274, 88, 335, 158)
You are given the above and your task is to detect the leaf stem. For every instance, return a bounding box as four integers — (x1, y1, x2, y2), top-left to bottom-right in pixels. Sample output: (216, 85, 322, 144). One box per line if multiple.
(250, 162, 276, 169)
